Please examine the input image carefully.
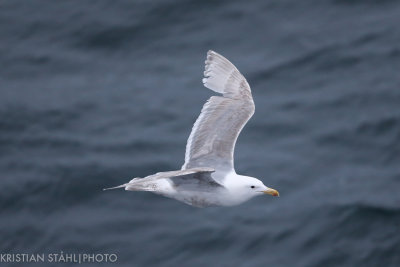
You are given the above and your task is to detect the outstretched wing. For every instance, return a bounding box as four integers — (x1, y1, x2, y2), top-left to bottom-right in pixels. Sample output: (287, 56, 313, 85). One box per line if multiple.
(182, 51, 255, 174)
(141, 167, 216, 183)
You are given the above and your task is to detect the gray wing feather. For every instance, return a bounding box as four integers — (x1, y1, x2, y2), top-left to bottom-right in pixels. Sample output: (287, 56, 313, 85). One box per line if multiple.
(169, 170, 222, 191)
(138, 167, 215, 182)
(117, 168, 219, 192)
(182, 51, 255, 173)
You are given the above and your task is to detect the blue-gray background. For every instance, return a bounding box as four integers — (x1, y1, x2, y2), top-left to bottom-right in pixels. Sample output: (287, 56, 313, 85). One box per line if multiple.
(1, 0, 400, 266)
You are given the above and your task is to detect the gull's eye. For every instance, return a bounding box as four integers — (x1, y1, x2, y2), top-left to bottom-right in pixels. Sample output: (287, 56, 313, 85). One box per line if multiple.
(251, 186, 255, 189)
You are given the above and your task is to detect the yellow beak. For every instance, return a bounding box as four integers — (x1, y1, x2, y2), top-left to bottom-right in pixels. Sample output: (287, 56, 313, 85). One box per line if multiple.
(262, 188, 279, 197)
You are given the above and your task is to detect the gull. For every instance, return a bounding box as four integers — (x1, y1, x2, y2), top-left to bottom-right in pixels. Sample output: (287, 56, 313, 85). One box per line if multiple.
(104, 50, 279, 207)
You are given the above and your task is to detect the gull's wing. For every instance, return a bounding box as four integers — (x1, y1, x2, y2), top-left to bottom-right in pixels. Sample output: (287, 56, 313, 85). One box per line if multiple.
(182, 51, 255, 175)
(167, 169, 222, 191)
(104, 167, 217, 190)
(140, 167, 215, 183)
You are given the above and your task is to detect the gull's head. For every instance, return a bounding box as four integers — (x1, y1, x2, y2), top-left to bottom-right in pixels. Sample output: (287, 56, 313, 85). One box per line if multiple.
(233, 176, 279, 200)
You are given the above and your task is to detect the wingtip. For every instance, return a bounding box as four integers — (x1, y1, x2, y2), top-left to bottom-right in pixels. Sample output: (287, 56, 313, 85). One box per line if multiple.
(103, 184, 127, 191)
(207, 50, 217, 56)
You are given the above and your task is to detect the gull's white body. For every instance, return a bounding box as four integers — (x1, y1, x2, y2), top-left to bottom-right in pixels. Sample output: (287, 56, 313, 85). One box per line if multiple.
(104, 51, 279, 207)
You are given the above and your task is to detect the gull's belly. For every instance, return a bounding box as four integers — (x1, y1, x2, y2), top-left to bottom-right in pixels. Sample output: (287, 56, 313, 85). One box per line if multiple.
(150, 179, 227, 207)
(158, 187, 242, 207)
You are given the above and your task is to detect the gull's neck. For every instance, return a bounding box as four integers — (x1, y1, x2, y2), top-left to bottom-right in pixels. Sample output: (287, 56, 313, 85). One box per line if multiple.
(222, 172, 248, 190)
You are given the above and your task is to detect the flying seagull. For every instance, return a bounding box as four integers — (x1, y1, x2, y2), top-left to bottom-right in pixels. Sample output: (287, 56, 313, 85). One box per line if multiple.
(104, 50, 279, 207)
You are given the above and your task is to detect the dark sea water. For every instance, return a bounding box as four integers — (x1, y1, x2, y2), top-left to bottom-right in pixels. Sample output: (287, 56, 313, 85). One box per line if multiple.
(1, 0, 400, 266)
